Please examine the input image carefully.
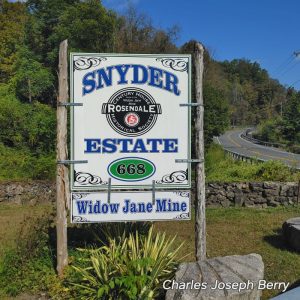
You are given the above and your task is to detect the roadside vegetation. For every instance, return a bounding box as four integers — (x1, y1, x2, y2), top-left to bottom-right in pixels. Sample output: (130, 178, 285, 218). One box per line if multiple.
(0, 204, 299, 300)
(2, 0, 300, 181)
(206, 144, 300, 182)
(254, 89, 300, 153)
(1, 1, 300, 300)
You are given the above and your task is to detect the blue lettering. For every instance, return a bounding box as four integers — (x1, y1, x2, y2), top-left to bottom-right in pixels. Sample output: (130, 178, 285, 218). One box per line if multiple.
(84, 139, 101, 153)
(102, 203, 109, 213)
(165, 72, 180, 96)
(115, 65, 130, 84)
(117, 139, 133, 153)
(156, 199, 167, 212)
(148, 66, 163, 88)
(110, 203, 119, 213)
(96, 67, 113, 88)
(132, 64, 148, 84)
(81, 64, 181, 96)
(102, 139, 117, 153)
(132, 139, 148, 153)
(82, 71, 96, 95)
(146, 139, 163, 152)
(163, 139, 178, 152)
(76, 200, 88, 214)
(84, 138, 178, 154)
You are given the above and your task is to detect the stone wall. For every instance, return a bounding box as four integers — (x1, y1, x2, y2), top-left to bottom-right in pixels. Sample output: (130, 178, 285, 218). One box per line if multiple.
(206, 182, 299, 207)
(0, 181, 55, 205)
(0, 181, 299, 208)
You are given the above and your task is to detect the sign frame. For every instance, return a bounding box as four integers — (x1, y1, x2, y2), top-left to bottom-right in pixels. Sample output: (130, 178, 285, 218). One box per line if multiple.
(70, 53, 192, 191)
(71, 190, 191, 223)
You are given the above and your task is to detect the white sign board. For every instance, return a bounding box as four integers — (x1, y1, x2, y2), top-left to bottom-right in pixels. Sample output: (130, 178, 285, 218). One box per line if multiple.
(70, 54, 191, 190)
(71, 191, 190, 222)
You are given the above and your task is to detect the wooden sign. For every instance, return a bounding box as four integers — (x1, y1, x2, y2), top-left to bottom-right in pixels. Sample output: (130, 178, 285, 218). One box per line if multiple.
(71, 191, 190, 222)
(70, 54, 191, 191)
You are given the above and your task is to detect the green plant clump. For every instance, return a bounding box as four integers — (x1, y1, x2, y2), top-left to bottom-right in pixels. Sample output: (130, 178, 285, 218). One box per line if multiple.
(68, 226, 184, 299)
(206, 144, 299, 182)
(0, 210, 59, 297)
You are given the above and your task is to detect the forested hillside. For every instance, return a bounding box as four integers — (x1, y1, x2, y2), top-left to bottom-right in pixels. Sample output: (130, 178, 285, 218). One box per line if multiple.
(0, 0, 298, 180)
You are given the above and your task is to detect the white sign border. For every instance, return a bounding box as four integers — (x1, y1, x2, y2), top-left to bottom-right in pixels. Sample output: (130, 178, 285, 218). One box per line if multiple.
(70, 53, 192, 191)
(71, 190, 191, 223)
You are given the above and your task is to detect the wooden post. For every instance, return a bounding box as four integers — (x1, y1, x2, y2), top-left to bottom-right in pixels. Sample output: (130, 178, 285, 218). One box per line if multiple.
(194, 42, 206, 261)
(56, 39, 69, 277)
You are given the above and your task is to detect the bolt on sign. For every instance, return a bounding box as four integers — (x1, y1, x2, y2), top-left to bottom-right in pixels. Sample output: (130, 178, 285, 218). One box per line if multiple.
(70, 53, 191, 222)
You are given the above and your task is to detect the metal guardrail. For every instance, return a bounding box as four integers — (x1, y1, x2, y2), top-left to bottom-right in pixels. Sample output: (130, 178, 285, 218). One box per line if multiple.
(241, 128, 284, 149)
(213, 134, 266, 164)
(223, 148, 266, 164)
(214, 130, 300, 170)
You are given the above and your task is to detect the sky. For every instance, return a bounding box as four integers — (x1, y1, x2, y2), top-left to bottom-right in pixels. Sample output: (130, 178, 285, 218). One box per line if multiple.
(102, 0, 300, 90)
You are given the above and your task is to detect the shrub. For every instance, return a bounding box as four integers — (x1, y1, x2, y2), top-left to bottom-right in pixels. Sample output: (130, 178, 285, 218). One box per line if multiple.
(255, 160, 294, 181)
(69, 226, 184, 299)
(0, 143, 55, 180)
(0, 209, 56, 297)
(205, 143, 298, 182)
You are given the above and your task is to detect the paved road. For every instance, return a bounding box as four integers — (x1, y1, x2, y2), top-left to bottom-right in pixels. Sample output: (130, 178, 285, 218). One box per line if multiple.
(216, 129, 300, 169)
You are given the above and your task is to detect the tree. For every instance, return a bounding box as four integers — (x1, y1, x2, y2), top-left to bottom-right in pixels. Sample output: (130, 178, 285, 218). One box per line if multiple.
(26, 0, 116, 67)
(204, 84, 229, 144)
(115, 6, 178, 54)
(23, 0, 117, 104)
(0, 0, 28, 82)
(9, 47, 54, 103)
(50, 0, 116, 56)
(282, 92, 300, 143)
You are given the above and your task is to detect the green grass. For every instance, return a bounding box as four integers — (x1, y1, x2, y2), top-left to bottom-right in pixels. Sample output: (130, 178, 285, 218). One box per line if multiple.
(0, 204, 300, 299)
(205, 143, 300, 182)
(0, 203, 52, 256)
(155, 206, 300, 300)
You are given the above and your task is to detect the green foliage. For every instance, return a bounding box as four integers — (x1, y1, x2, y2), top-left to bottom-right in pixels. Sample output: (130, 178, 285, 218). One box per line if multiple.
(206, 143, 298, 182)
(180, 42, 230, 144)
(26, 0, 116, 66)
(115, 6, 178, 54)
(52, 0, 116, 54)
(0, 85, 56, 180)
(69, 227, 184, 299)
(92, 222, 152, 245)
(255, 89, 300, 148)
(0, 1, 28, 83)
(282, 91, 300, 144)
(204, 83, 230, 143)
(206, 58, 286, 126)
(10, 47, 54, 102)
(256, 118, 283, 143)
(255, 160, 294, 181)
(0, 85, 56, 153)
(0, 143, 55, 180)
(0, 210, 56, 297)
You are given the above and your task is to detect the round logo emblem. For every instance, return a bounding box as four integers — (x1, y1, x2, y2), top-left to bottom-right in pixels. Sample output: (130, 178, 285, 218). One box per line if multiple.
(124, 113, 140, 127)
(101, 88, 162, 137)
